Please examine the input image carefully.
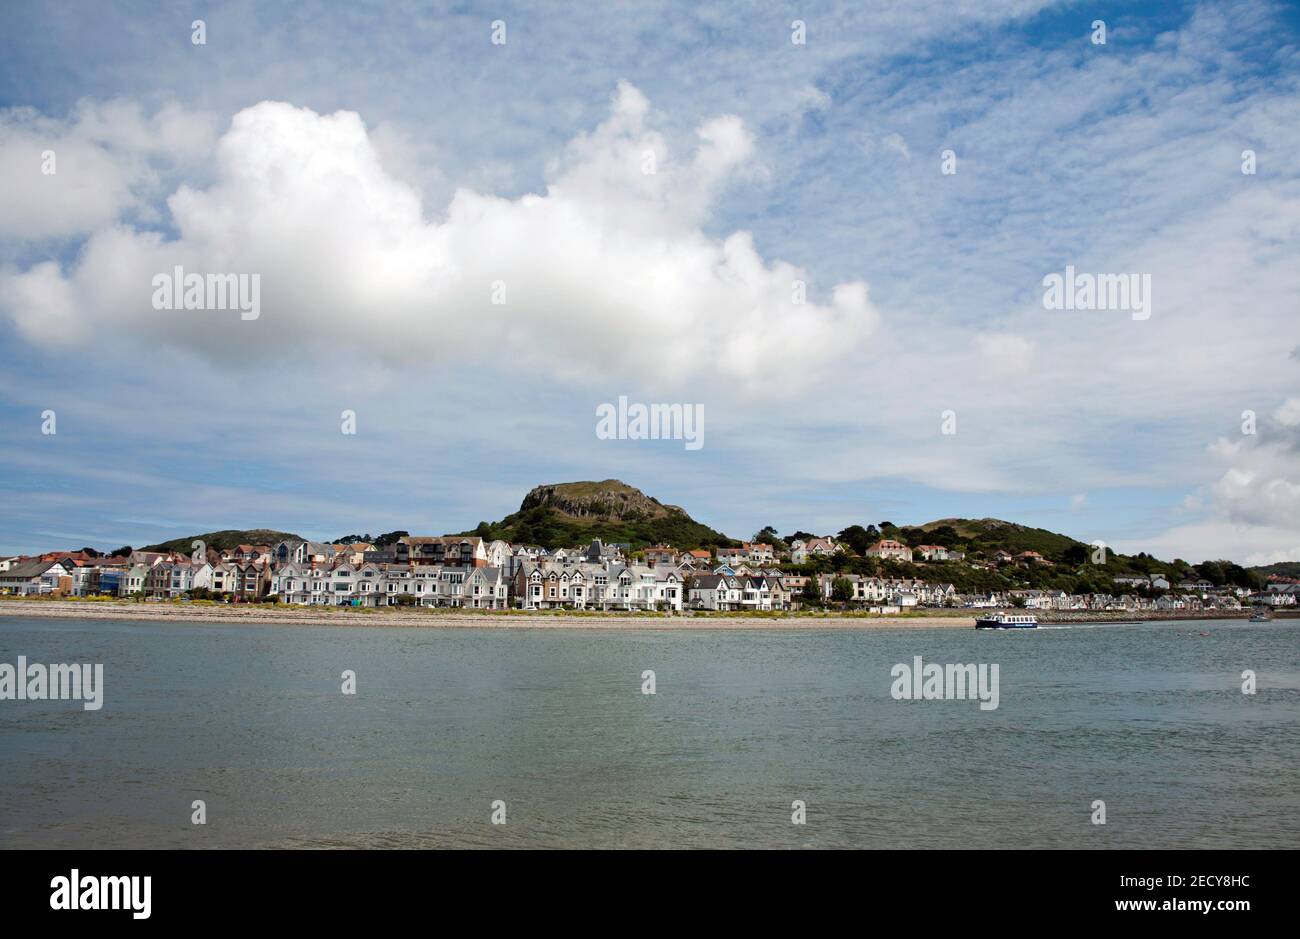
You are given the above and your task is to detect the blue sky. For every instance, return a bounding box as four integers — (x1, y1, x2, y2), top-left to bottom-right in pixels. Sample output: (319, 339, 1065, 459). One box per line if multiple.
(1, 0, 1298, 563)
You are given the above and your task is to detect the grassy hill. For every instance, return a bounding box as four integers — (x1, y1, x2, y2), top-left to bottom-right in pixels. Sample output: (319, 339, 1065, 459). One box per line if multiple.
(1251, 561, 1300, 579)
(464, 480, 734, 550)
(141, 529, 301, 553)
(912, 517, 1085, 559)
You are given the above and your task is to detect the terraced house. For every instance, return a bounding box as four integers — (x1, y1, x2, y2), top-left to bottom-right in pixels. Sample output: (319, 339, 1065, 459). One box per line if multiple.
(687, 573, 790, 611)
(395, 535, 488, 567)
(514, 562, 682, 611)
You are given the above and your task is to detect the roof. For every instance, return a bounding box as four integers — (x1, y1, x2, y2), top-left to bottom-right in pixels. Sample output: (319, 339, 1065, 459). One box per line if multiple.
(689, 574, 728, 588)
(401, 536, 483, 547)
(2, 559, 60, 578)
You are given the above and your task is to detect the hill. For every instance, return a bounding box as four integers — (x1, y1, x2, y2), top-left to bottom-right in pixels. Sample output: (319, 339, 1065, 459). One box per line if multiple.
(464, 480, 734, 550)
(141, 529, 301, 554)
(1250, 561, 1300, 579)
(911, 517, 1086, 559)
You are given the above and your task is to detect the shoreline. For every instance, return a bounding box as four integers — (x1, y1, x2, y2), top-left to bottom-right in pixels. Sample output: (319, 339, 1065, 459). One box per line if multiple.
(0, 598, 1280, 630)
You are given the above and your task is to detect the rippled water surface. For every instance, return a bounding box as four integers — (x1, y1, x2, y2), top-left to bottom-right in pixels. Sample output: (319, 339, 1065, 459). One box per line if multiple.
(2, 616, 1298, 848)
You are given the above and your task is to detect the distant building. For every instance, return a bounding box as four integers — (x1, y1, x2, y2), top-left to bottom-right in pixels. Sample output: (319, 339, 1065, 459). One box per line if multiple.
(790, 537, 840, 563)
(865, 540, 913, 562)
(643, 545, 679, 567)
(915, 545, 963, 562)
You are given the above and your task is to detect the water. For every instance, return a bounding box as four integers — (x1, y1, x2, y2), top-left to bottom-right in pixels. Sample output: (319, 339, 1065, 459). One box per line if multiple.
(1, 615, 1298, 848)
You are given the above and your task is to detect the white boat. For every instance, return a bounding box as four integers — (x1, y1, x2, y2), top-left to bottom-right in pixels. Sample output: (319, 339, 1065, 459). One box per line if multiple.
(975, 611, 1039, 629)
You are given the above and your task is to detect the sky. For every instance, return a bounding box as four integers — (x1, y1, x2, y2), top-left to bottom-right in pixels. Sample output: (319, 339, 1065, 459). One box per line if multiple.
(0, 0, 1298, 564)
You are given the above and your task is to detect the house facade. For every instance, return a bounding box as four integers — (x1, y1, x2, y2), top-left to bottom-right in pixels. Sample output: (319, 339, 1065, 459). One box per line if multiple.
(865, 539, 913, 562)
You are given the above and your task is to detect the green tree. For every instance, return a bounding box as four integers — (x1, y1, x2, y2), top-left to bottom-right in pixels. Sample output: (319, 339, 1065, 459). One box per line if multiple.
(752, 526, 787, 551)
(1062, 544, 1088, 566)
(837, 525, 872, 555)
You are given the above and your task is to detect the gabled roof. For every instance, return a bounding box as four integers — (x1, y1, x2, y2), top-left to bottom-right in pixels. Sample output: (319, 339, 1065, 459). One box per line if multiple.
(2, 559, 60, 579)
(689, 574, 726, 589)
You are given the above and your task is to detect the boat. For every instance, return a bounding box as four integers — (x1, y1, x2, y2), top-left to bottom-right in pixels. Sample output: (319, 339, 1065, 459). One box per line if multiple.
(975, 611, 1039, 629)
(1250, 609, 1271, 623)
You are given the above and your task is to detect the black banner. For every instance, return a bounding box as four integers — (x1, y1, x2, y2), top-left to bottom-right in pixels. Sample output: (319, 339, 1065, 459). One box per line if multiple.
(0, 849, 1283, 925)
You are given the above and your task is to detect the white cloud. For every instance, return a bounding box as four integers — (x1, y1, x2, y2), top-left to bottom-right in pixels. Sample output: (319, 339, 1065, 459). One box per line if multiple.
(1273, 397, 1300, 427)
(1141, 519, 1300, 566)
(0, 99, 217, 239)
(1143, 399, 1300, 561)
(0, 86, 876, 396)
(0, 260, 83, 343)
(1204, 415, 1300, 530)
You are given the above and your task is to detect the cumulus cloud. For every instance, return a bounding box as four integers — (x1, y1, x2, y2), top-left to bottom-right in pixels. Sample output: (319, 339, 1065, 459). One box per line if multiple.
(1146, 400, 1300, 563)
(1205, 414, 1300, 530)
(0, 99, 217, 239)
(1274, 397, 1300, 427)
(0, 84, 876, 394)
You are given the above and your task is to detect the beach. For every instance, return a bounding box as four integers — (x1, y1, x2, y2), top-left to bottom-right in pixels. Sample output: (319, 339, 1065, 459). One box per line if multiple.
(0, 598, 1274, 629)
(0, 598, 973, 629)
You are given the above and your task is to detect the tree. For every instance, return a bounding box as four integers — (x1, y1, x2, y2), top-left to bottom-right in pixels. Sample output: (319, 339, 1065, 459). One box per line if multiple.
(831, 576, 855, 603)
(926, 525, 959, 546)
(800, 577, 823, 607)
(1062, 544, 1088, 566)
(110, 546, 133, 557)
(752, 526, 787, 550)
(79, 547, 101, 558)
(788, 531, 815, 543)
(837, 525, 872, 555)
(1194, 560, 1227, 586)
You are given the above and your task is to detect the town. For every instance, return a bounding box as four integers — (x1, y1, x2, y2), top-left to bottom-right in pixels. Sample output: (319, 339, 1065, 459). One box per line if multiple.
(2, 532, 1295, 615)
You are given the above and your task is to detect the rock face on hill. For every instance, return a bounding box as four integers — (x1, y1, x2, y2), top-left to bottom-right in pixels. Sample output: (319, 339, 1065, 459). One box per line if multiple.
(519, 480, 682, 520)
(471, 480, 732, 550)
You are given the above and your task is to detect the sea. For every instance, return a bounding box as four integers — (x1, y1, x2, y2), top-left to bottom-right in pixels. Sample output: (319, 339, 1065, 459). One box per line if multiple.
(1, 615, 1297, 848)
